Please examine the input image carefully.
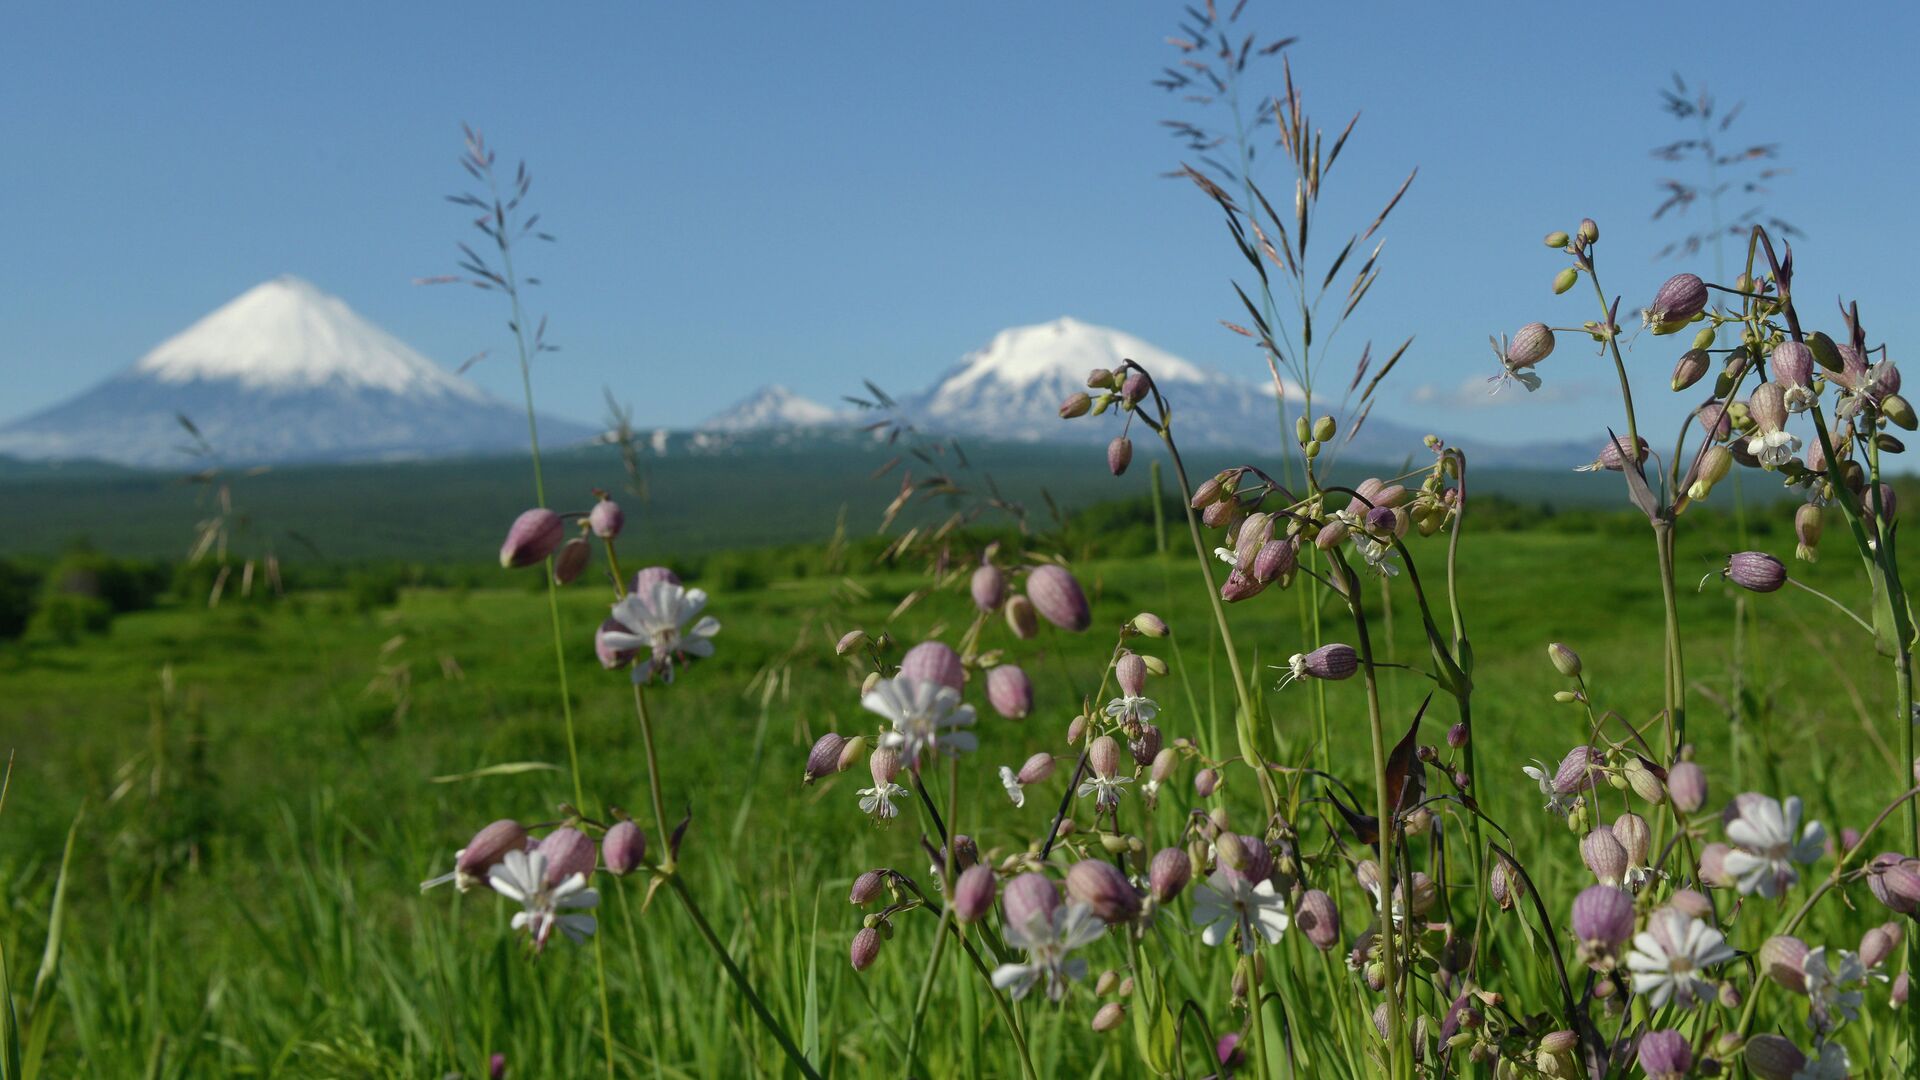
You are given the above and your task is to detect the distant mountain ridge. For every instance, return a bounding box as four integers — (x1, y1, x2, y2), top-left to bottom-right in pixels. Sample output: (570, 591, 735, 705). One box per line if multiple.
(0, 276, 594, 467)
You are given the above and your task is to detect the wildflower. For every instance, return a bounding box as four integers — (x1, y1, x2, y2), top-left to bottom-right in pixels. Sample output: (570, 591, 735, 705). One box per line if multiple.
(1149, 848, 1192, 903)
(999, 766, 1027, 807)
(1076, 735, 1133, 811)
(1108, 436, 1133, 475)
(1576, 434, 1649, 472)
(863, 674, 978, 767)
(552, 537, 590, 585)
(1636, 1029, 1692, 1080)
(1352, 532, 1400, 578)
(1522, 759, 1577, 818)
(1627, 907, 1734, 1008)
(805, 733, 848, 784)
(849, 870, 887, 905)
(1866, 853, 1920, 915)
(953, 864, 997, 923)
(1743, 1034, 1808, 1080)
(487, 849, 599, 950)
(1795, 503, 1824, 562)
(1192, 869, 1290, 954)
(601, 576, 720, 683)
(1643, 273, 1708, 334)
(970, 563, 1006, 612)
(1802, 947, 1865, 1032)
(1296, 889, 1340, 951)
(1746, 383, 1802, 468)
(1065, 859, 1141, 923)
(1723, 794, 1825, 897)
(1488, 322, 1553, 393)
(985, 664, 1033, 719)
(1275, 643, 1358, 690)
(1772, 341, 1818, 412)
(856, 745, 909, 824)
(1005, 594, 1039, 639)
(1672, 348, 1710, 392)
(1026, 565, 1092, 632)
(499, 508, 563, 568)
(1667, 761, 1708, 813)
(850, 926, 883, 971)
(421, 819, 528, 893)
(588, 494, 624, 540)
(1105, 653, 1159, 727)
(601, 821, 645, 876)
(1571, 885, 1634, 969)
(992, 875, 1102, 1001)
(899, 640, 964, 693)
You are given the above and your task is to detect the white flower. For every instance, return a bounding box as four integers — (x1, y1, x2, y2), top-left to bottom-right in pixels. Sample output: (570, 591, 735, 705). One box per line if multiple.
(602, 580, 720, 684)
(863, 675, 977, 767)
(1627, 908, 1734, 1009)
(1794, 1040, 1849, 1080)
(1723, 794, 1825, 898)
(857, 781, 909, 823)
(999, 766, 1026, 808)
(1522, 759, 1576, 818)
(1076, 771, 1134, 812)
(1192, 870, 1290, 954)
(1784, 385, 1817, 414)
(1353, 534, 1400, 578)
(990, 901, 1105, 1001)
(1802, 947, 1865, 1033)
(487, 849, 598, 950)
(1103, 693, 1159, 728)
(1748, 429, 1803, 469)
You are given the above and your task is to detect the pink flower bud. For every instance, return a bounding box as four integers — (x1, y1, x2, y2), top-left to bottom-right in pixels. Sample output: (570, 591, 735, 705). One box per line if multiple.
(1581, 829, 1628, 886)
(1017, 752, 1055, 785)
(1699, 842, 1733, 887)
(499, 509, 564, 568)
(1005, 594, 1038, 639)
(1667, 761, 1708, 812)
(1194, 768, 1220, 797)
(629, 566, 681, 593)
(1743, 1034, 1807, 1080)
(1299, 643, 1358, 680)
(1613, 813, 1651, 867)
(1672, 348, 1710, 391)
(1298, 889, 1340, 951)
(850, 926, 882, 971)
(588, 497, 624, 540)
(537, 827, 596, 885)
(1636, 1029, 1692, 1080)
(1129, 724, 1161, 767)
(850, 869, 887, 905)
(869, 745, 903, 786)
(1252, 538, 1296, 584)
(1896, 970, 1912, 1006)
(1001, 872, 1060, 935)
(1059, 392, 1092, 419)
(1108, 436, 1133, 476)
(953, 864, 996, 923)
(1770, 341, 1815, 388)
(602, 820, 645, 876)
(1585, 435, 1650, 471)
(457, 820, 529, 878)
(1571, 884, 1634, 953)
(1506, 323, 1555, 368)
(1149, 847, 1191, 903)
(1645, 273, 1707, 333)
(970, 564, 1005, 612)
(1130, 611, 1168, 637)
(1066, 859, 1140, 923)
(1749, 381, 1788, 434)
(1121, 372, 1149, 405)
(1446, 722, 1469, 749)
(1553, 746, 1602, 795)
(1116, 652, 1147, 697)
(1219, 569, 1267, 603)
(1091, 1001, 1125, 1032)
(553, 537, 591, 585)
(805, 733, 848, 783)
(900, 640, 964, 692)
(1724, 551, 1786, 593)
(1696, 399, 1733, 440)
(986, 665, 1033, 719)
(1862, 922, 1902, 968)
(1026, 565, 1092, 632)
(1867, 853, 1920, 915)
(1758, 935, 1809, 993)
(1088, 735, 1122, 779)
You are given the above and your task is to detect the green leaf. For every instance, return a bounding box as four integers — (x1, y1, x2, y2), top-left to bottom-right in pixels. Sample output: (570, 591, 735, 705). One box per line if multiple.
(428, 761, 562, 784)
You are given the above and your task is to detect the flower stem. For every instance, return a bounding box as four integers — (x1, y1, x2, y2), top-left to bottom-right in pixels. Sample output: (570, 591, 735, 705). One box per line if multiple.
(631, 684, 676, 875)
(667, 875, 821, 1079)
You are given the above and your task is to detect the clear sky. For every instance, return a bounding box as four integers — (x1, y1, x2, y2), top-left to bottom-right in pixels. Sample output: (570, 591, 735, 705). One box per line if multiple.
(5, 2, 1915, 446)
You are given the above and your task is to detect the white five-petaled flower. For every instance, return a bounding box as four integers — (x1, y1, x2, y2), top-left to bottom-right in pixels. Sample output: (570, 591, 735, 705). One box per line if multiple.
(1748, 428, 1803, 469)
(1192, 870, 1291, 954)
(487, 849, 599, 951)
(602, 580, 720, 684)
(1103, 693, 1159, 728)
(1353, 535, 1401, 579)
(1521, 759, 1576, 818)
(1626, 907, 1735, 1009)
(999, 766, 1026, 808)
(863, 675, 977, 768)
(990, 901, 1105, 1001)
(1784, 385, 1817, 414)
(1076, 771, 1134, 812)
(856, 781, 910, 823)
(1802, 947, 1865, 1033)
(1723, 794, 1826, 898)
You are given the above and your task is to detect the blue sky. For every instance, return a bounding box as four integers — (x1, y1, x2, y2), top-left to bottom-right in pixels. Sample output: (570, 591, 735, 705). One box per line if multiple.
(5, 2, 1915, 446)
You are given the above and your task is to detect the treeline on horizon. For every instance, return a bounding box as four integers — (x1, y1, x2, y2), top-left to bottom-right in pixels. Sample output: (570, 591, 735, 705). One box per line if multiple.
(0, 486, 1847, 648)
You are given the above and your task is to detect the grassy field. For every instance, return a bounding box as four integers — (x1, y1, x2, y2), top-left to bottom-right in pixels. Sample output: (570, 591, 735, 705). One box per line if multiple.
(0, 495, 1910, 1076)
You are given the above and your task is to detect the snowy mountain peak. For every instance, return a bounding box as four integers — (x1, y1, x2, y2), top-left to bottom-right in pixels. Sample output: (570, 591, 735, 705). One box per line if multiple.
(937, 317, 1213, 396)
(701, 385, 842, 432)
(133, 276, 485, 401)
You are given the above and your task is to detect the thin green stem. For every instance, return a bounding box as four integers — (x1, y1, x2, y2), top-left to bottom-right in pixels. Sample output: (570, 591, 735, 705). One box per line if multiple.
(667, 875, 821, 1080)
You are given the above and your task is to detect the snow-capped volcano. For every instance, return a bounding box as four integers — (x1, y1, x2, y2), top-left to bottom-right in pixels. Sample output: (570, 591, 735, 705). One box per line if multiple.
(910, 316, 1301, 448)
(701, 385, 842, 432)
(0, 277, 594, 466)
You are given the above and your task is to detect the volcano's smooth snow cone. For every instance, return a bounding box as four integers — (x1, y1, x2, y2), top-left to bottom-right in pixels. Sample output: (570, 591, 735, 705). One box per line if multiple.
(0, 276, 594, 466)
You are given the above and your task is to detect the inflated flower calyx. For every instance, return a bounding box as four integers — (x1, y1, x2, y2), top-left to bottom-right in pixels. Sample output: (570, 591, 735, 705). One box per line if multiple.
(499, 508, 564, 568)
(1004, 595, 1039, 639)
(1671, 349, 1710, 391)
(1059, 392, 1092, 419)
(1148, 847, 1191, 902)
(1506, 323, 1555, 368)
(1687, 445, 1732, 501)
(970, 564, 1006, 613)
(952, 864, 996, 923)
(1026, 565, 1092, 632)
(602, 821, 645, 876)
(1794, 504, 1824, 562)
(1552, 266, 1578, 294)
(1723, 551, 1787, 593)
(1645, 273, 1708, 334)
(985, 665, 1033, 719)
(1544, 230, 1570, 248)
(588, 495, 624, 540)
(1546, 642, 1581, 677)
(1066, 859, 1140, 923)
(1107, 436, 1133, 476)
